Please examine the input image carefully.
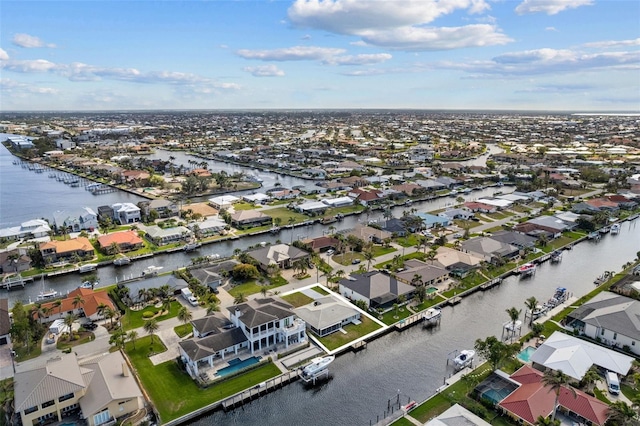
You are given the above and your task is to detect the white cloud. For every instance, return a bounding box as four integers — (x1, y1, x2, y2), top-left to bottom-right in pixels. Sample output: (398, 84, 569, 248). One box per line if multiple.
(2, 59, 58, 73)
(545, 27, 558, 32)
(0, 78, 59, 95)
(286, 0, 506, 51)
(244, 65, 286, 77)
(237, 46, 345, 61)
(12, 33, 56, 48)
(359, 24, 512, 51)
(433, 47, 640, 75)
(583, 38, 640, 49)
(288, 0, 490, 34)
(0, 48, 8, 61)
(327, 53, 392, 65)
(515, 0, 593, 15)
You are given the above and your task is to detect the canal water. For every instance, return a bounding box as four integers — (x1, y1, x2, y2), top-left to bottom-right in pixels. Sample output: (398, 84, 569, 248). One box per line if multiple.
(196, 221, 640, 426)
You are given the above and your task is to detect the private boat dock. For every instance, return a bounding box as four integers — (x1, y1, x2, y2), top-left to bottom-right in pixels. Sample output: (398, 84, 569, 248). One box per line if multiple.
(221, 370, 299, 411)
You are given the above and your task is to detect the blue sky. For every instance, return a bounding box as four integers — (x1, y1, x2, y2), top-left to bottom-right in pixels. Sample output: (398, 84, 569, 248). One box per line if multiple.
(1, 0, 638, 111)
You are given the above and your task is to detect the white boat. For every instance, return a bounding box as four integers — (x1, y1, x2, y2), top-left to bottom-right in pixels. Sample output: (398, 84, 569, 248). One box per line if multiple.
(142, 265, 163, 277)
(505, 320, 522, 332)
(79, 281, 94, 289)
(449, 190, 458, 196)
(517, 263, 536, 276)
(302, 355, 335, 379)
(183, 242, 201, 252)
(423, 308, 441, 325)
(550, 250, 563, 263)
(113, 256, 131, 266)
(453, 350, 475, 370)
(610, 223, 620, 235)
(37, 289, 58, 301)
(78, 264, 97, 273)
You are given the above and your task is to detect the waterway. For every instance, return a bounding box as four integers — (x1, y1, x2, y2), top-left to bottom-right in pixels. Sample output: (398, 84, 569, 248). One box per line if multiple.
(197, 221, 639, 426)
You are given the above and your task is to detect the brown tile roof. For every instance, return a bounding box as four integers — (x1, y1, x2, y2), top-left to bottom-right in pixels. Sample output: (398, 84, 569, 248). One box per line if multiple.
(40, 237, 94, 254)
(97, 230, 143, 248)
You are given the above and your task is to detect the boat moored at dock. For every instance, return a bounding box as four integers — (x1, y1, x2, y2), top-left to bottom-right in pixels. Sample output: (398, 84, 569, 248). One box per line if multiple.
(517, 263, 536, 277)
(142, 265, 163, 277)
(610, 223, 620, 234)
(301, 356, 335, 382)
(78, 263, 97, 273)
(452, 350, 475, 371)
(113, 256, 131, 266)
(550, 250, 563, 262)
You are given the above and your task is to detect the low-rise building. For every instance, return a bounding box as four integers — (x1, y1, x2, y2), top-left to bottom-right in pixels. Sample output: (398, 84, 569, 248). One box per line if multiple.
(293, 295, 361, 337)
(144, 225, 192, 246)
(247, 244, 310, 271)
(52, 207, 98, 232)
(40, 237, 95, 264)
(111, 202, 141, 225)
(97, 230, 144, 254)
(339, 271, 415, 310)
(230, 210, 272, 229)
(0, 219, 52, 241)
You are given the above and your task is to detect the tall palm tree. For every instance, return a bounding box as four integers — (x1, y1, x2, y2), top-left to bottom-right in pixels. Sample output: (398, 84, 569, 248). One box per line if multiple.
(363, 247, 374, 271)
(206, 301, 220, 315)
(64, 313, 77, 341)
(579, 366, 600, 393)
(541, 369, 575, 423)
(72, 295, 85, 313)
(177, 306, 192, 325)
(96, 302, 108, 319)
(525, 296, 538, 325)
(607, 401, 637, 426)
(127, 330, 138, 349)
(143, 318, 159, 344)
(161, 297, 172, 314)
(233, 293, 247, 305)
(535, 415, 560, 426)
(104, 307, 117, 327)
(505, 307, 521, 342)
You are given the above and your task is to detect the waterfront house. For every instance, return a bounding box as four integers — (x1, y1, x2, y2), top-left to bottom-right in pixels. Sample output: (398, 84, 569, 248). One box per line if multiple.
(111, 202, 141, 225)
(322, 196, 354, 208)
(0, 299, 10, 346)
(293, 295, 361, 337)
(347, 224, 392, 244)
(464, 201, 497, 213)
(488, 230, 537, 250)
(301, 236, 339, 253)
(247, 244, 310, 271)
(426, 404, 491, 426)
(529, 331, 633, 379)
(381, 218, 408, 237)
(138, 199, 179, 219)
(348, 188, 385, 206)
(459, 237, 519, 263)
(390, 183, 423, 197)
(230, 210, 272, 229)
(190, 217, 227, 237)
(0, 219, 51, 241)
(14, 352, 144, 426)
(269, 189, 300, 200)
(497, 365, 609, 426)
(52, 207, 99, 232)
(433, 247, 482, 278)
(38, 288, 116, 322)
(415, 179, 446, 192)
(97, 230, 144, 254)
(566, 292, 640, 356)
(144, 225, 192, 246)
(296, 201, 329, 215)
(438, 208, 474, 221)
(415, 213, 451, 229)
(339, 271, 415, 310)
(242, 193, 271, 204)
(514, 215, 574, 238)
(339, 176, 369, 188)
(0, 250, 32, 274)
(190, 266, 224, 292)
(209, 195, 239, 210)
(395, 260, 449, 287)
(191, 312, 234, 338)
(40, 237, 95, 264)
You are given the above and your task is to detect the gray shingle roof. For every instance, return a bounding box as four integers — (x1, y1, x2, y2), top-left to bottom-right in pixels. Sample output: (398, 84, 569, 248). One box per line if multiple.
(568, 292, 640, 341)
(293, 296, 359, 331)
(179, 327, 248, 361)
(339, 271, 414, 301)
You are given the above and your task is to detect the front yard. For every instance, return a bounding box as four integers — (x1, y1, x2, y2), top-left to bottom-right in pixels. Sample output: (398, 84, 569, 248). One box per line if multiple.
(121, 300, 182, 331)
(227, 275, 288, 298)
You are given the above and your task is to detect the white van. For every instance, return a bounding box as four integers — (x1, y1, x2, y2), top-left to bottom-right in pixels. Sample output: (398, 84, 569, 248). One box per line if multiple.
(606, 371, 620, 395)
(181, 288, 198, 307)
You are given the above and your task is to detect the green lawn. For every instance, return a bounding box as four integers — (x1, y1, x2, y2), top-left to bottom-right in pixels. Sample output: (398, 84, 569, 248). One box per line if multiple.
(395, 234, 420, 248)
(312, 286, 329, 295)
(234, 224, 272, 235)
(325, 204, 365, 216)
(174, 323, 192, 338)
(593, 388, 612, 404)
(485, 211, 514, 220)
(333, 252, 364, 266)
(410, 393, 451, 423)
(281, 292, 315, 308)
(454, 219, 482, 229)
(315, 316, 382, 351)
(233, 202, 260, 210)
(125, 336, 281, 422)
(412, 296, 447, 312)
(380, 306, 413, 325)
(371, 246, 397, 257)
(228, 276, 289, 298)
(122, 300, 182, 331)
(263, 207, 309, 224)
(391, 417, 416, 426)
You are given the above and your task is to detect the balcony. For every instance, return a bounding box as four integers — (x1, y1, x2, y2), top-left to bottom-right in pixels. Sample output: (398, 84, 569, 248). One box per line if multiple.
(278, 318, 305, 335)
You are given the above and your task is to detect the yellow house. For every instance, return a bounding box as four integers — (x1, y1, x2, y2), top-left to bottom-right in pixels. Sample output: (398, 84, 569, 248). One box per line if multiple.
(14, 351, 144, 426)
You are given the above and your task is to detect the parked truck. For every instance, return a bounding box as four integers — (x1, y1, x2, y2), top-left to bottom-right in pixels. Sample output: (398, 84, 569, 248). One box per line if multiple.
(180, 287, 199, 307)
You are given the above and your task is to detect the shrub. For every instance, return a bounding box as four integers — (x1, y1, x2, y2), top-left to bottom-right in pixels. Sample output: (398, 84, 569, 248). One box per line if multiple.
(142, 311, 155, 319)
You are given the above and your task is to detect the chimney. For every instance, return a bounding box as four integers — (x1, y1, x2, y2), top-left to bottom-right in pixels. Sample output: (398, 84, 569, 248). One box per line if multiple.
(122, 363, 129, 377)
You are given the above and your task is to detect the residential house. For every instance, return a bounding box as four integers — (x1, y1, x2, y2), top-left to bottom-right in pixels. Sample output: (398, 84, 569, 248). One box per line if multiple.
(190, 266, 224, 292)
(96, 230, 144, 254)
(348, 188, 385, 206)
(459, 237, 519, 263)
(39, 288, 116, 322)
(488, 230, 537, 250)
(391, 183, 423, 197)
(296, 201, 329, 215)
(348, 224, 392, 244)
(566, 292, 640, 356)
(435, 176, 460, 188)
(247, 244, 310, 271)
(395, 260, 449, 287)
(52, 207, 98, 232)
(530, 331, 634, 380)
(138, 199, 179, 219)
(514, 215, 574, 238)
(144, 225, 192, 246)
(208, 195, 239, 210)
(475, 198, 513, 210)
(339, 176, 369, 188)
(0, 250, 32, 274)
(434, 246, 482, 278)
(497, 365, 609, 426)
(381, 218, 408, 237)
(0, 219, 51, 241)
(40, 237, 95, 264)
(242, 193, 271, 204)
(415, 213, 451, 229)
(426, 404, 491, 426)
(230, 210, 272, 229)
(322, 196, 354, 208)
(301, 236, 339, 253)
(339, 271, 415, 310)
(464, 201, 497, 214)
(439, 208, 474, 221)
(14, 352, 144, 426)
(111, 203, 141, 225)
(191, 217, 227, 237)
(293, 295, 361, 337)
(269, 189, 300, 200)
(415, 179, 446, 192)
(0, 299, 10, 345)
(606, 195, 637, 210)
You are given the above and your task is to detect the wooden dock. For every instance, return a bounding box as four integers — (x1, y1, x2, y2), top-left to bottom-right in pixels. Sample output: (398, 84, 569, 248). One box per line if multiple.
(446, 296, 462, 306)
(352, 340, 367, 351)
(394, 312, 424, 330)
(480, 278, 502, 290)
(221, 370, 300, 411)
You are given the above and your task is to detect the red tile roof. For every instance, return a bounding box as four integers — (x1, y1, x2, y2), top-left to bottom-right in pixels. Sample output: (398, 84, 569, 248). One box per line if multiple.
(499, 366, 609, 426)
(97, 230, 143, 248)
(39, 288, 115, 319)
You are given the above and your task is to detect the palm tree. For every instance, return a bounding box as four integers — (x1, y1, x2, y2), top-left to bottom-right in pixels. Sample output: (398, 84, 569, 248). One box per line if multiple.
(104, 307, 117, 327)
(206, 301, 220, 315)
(233, 293, 247, 305)
(127, 330, 138, 349)
(143, 318, 159, 344)
(109, 329, 126, 350)
(607, 401, 637, 426)
(525, 296, 538, 325)
(505, 307, 521, 342)
(96, 302, 108, 319)
(64, 313, 77, 341)
(31, 303, 45, 322)
(541, 369, 575, 423)
(363, 247, 374, 271)
(161, 297, 172, 314)
(579, 366, 600, 393)
(53, 300, 62, 317)
(177, 306, 192, 325)
(260, 287, 268, 298)
(535, 415, 560, 426)
(72, 295, 85, 313)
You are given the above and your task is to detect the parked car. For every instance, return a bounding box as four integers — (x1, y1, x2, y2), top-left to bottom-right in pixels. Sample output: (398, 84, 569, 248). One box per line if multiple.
(351, 259, 361, 265)
(83, 322, 98, 331)
(326, 249, 335, 256)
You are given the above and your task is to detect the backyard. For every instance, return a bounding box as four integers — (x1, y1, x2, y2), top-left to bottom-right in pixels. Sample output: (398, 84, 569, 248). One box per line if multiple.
(227, 275, 288, 298)
(315, 316, 383, 351)
(121, 300, 182, 331)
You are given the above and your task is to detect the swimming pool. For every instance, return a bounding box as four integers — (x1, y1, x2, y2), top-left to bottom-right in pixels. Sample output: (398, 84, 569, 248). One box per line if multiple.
(517, 346, 536, 363)
(426, 287, 438, 294)
(216, 356, 261, 377)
